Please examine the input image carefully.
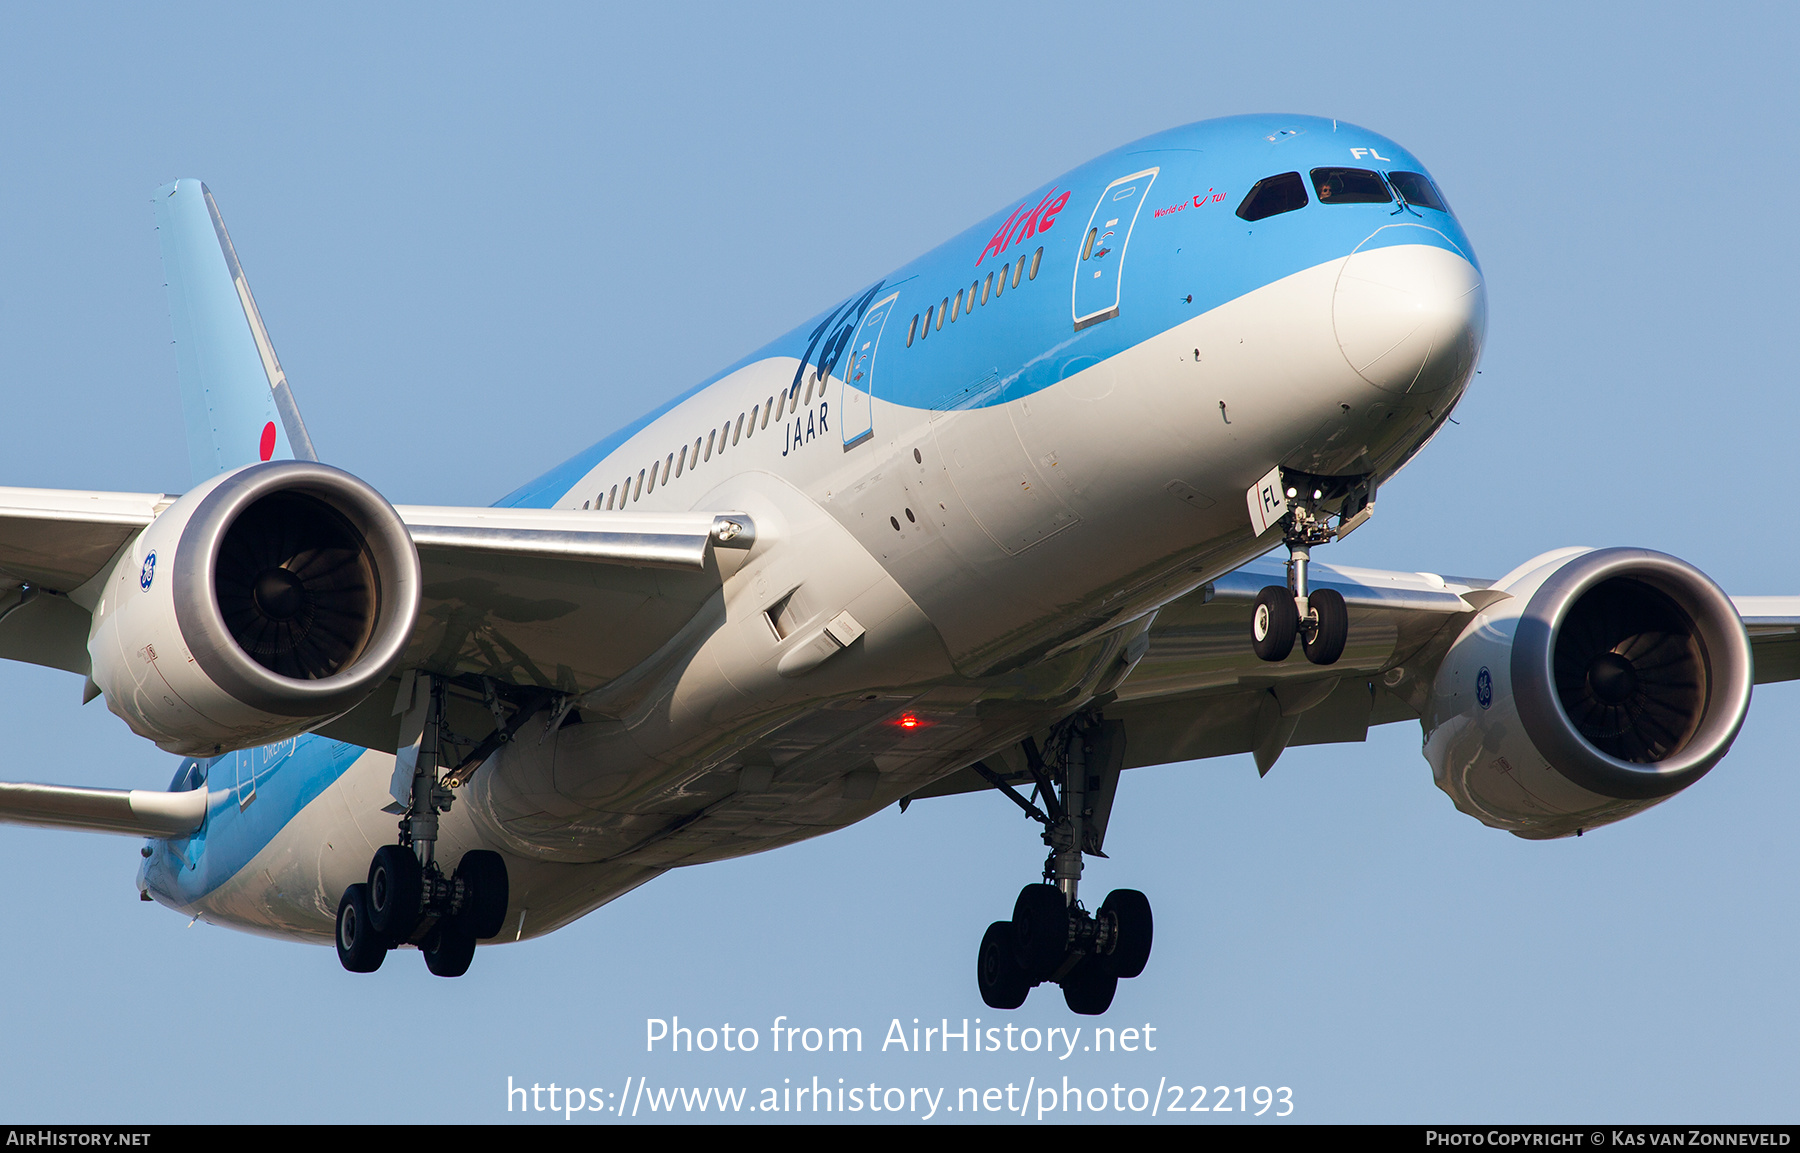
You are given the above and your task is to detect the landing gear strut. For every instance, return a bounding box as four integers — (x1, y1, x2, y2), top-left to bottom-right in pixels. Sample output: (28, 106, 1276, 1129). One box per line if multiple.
(1250, 474, 1369, 666)
(334, 674, 511, 977)
(972, 716, 1151, 1015)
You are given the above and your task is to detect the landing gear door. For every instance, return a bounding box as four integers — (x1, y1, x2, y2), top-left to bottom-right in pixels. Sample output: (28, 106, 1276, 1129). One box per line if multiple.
(1072, 168, 1158, 332)
(841, 292, 898, 450)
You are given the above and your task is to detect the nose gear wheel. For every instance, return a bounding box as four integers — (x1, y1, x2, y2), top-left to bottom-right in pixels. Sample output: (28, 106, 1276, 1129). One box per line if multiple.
(1302, 587, 1348, 665)
(1252, 587, 1299, 661)
(1247, 471, 1371, 667)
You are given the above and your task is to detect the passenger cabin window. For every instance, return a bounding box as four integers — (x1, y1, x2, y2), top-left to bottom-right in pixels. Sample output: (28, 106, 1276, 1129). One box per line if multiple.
(1387, 171, 1447, 212)
(1310, 167, 1391, 205)
(903, 239, 1050, 356)
(1236, 172, 1308, 221)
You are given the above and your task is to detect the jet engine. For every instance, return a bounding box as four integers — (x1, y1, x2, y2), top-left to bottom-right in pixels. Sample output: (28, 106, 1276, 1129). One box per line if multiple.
(87, 461, 421, 755)
(1423, 547, 1752, 839)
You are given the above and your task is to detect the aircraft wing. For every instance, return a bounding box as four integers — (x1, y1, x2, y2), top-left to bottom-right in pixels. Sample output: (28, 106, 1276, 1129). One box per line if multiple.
(0, 781, 207, 837)
(1731, 596, 1800, 683)
(387, 503, 752, 706)
(0, 486, 754, 733)
(1101, 559, 1532, 778)
(0, 487, 173, 675)
(909, 558, 1800, 800)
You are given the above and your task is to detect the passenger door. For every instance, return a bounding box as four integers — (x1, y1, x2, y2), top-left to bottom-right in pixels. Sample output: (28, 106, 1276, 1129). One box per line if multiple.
(1072, 168, 1158, 331)
(840, 292, 898, 450)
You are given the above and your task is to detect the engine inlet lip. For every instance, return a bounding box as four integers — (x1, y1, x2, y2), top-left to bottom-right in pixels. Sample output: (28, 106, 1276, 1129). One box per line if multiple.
(1511, 548, 1752, 801)
(173, 461, 422, 718)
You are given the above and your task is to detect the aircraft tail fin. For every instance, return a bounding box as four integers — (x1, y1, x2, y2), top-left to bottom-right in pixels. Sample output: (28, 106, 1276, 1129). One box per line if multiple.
(154, 180, 318, 484)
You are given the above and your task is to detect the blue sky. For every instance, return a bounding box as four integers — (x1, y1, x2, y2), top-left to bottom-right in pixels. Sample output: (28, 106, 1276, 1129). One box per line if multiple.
(0, 2, 1796, 1124)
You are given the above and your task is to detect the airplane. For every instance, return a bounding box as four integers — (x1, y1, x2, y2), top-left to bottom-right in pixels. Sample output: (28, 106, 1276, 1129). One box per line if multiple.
(1, 112, 1792, 1016)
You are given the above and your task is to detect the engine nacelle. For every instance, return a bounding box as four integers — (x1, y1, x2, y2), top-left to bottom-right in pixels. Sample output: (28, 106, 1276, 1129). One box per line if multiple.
(88, 461, 421, 755)
(1424, 547, 1752, 839)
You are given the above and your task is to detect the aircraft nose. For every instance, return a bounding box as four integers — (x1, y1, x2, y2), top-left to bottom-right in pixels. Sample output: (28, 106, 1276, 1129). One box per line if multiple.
(1332, 227, 1486, 396)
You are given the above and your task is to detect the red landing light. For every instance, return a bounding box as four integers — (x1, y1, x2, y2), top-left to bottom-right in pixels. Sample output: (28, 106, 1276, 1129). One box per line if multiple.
(893, 712, 930, 730)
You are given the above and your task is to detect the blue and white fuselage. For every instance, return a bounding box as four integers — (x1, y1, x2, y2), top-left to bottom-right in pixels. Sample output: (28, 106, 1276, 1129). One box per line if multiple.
(137, 114, 1485, 945)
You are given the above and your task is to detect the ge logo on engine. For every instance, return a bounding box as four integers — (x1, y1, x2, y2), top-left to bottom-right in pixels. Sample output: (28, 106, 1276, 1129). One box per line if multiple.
(139, 552, 156, 591)
(1476, 666, 1493, 710)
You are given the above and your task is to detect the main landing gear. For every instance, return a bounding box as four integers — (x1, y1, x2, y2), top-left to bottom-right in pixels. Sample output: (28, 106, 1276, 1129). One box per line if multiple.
(972, 716, 1151, 1016)
(335, 674, 511, 977)
(1250, 475, 1371, 667)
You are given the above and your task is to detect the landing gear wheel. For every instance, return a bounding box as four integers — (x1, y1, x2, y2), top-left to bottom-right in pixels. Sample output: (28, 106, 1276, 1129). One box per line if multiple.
(977, 921, 1031, 1009)
(422, 922, 477, 977)
(454, 850, 510, 939)
(367, 844, 422, 941)
(1251, 586, 1298, 661)
(1060, 956, 1118, 1015)
(335, 883, 387, 973)
(1098, 889, 1153, 979)
(1011, 884, 1069, 982)
(1302, 587, 1348, 666)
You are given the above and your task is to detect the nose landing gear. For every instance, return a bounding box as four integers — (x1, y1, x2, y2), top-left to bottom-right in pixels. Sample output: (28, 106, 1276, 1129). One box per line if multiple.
(1248, 472, 1370, 666)
(972, 717, 1152, 1015)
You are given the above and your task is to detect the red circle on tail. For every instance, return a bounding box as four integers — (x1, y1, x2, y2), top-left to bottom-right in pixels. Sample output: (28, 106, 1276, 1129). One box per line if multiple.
(259, 421, 277, 461)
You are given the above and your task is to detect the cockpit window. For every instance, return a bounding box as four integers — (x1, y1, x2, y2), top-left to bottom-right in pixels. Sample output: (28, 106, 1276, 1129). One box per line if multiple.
(1387, 171, 1447, 212)
(1236, 172, 1308, 222)
(1310, 168, 1392, 205)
